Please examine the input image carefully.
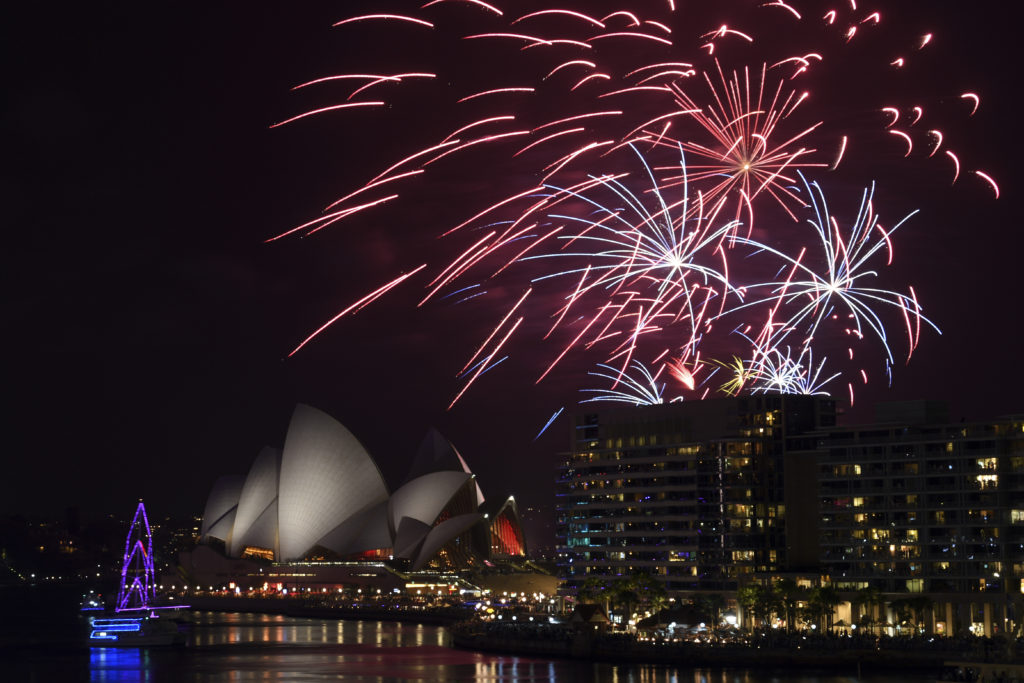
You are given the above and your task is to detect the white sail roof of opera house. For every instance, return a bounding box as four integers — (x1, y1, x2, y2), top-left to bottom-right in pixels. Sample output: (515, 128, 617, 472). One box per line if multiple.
(276, 404, 390, 561)
(200, 475, 243, 541)
(228, 446, 280, 558)
(407, 428, 485, 507)
(315, 500, 391, 558)
(199, 404, 501, 569)
(388, 470, 474, 533)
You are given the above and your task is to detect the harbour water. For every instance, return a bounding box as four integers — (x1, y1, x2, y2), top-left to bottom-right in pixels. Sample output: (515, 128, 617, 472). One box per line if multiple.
(3, 587, 930, 682)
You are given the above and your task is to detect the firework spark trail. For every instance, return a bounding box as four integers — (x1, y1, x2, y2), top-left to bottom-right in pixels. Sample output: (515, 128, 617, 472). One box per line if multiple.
(534, 406, 565, 440)
(513, 146, 743, 383)
(276, 1, 996, 242)
(447, 315, 524, 409)
(651, 61, 828, 227)
(288, 264, 428, 357)
(457, 287, 532, 376)
(709, 354, 754, 396)
(276, 1, 994, 410)
(723, 174, 940, 369)
(581, 354, 720, 406)
(736, 331, 841, 396)
(581, 361, 671, 405)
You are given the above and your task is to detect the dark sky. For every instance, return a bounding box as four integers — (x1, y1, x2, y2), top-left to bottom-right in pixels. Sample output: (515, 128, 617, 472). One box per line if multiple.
(4, 1, 1020, 521)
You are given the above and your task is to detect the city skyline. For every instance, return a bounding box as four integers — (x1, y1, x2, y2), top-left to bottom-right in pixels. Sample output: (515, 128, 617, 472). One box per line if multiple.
(4, 0, 1020, 519)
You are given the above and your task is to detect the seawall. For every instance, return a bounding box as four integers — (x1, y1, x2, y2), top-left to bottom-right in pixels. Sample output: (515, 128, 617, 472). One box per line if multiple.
(187, 596, 470, 625)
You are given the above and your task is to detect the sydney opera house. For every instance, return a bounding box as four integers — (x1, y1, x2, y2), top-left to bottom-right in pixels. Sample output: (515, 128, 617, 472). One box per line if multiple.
(187, 405, 526, 587)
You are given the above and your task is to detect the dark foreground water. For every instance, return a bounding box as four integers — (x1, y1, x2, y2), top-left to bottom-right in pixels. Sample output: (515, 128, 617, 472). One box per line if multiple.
(2, 586, 929, 682)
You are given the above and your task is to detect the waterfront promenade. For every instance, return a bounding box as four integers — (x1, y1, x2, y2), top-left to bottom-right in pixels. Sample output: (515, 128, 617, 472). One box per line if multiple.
(188, 594, 473, 625)
(186, 594, 1022, 676)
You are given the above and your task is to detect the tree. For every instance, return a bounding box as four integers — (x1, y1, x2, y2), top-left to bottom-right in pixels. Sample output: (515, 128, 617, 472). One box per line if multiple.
(775, 578, 803, 633)
(608, 576, 640, 622)
(807, 585, 842, 631)
(852, 586, 885, 634)
(906, 595, 933, 633)
(888, 598, 911, 633)
(578, 576, 609, 605)
(737, 584, 760, 630)
(694, 592, 727, 627)
(738, 583, 776, 631)
(578, 572, 669, 627)
(891, 595, 933, 634)
(631, 571, 668, 616)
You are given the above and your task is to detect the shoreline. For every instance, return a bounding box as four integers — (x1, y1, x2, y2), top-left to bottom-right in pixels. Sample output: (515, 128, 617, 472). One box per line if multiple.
(448, 630, 943, 674)
(186, 595, 471, 626)
(184, 597, 984, 675)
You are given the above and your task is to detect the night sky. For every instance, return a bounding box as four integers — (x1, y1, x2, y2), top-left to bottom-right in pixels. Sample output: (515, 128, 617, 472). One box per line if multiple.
(4, 1, 1020, 522)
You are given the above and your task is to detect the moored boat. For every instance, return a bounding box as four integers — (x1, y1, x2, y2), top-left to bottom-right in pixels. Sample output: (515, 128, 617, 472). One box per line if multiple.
(88, 612, 184, 646)
(86, 501, 189, 647)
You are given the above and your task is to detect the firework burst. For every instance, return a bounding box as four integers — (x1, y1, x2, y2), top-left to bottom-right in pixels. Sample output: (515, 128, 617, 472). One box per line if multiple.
(726, 174, 939, 369)
(276, 1, 993, 412)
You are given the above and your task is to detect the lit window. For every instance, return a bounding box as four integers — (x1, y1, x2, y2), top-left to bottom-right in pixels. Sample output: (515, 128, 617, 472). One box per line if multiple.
(976, 474, 998, 489)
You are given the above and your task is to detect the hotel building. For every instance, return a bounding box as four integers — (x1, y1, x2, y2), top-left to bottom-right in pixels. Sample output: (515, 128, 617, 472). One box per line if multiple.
(804, 401, 1024, 635)
(555, 395, 837, 594)
(556, 397, 1023, 636)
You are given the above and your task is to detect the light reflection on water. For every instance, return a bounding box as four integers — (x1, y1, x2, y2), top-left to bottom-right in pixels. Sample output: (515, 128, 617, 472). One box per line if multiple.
(85, 613, 923, 683)
(89, 648, 153, 683)
(186, 612, 447, 648)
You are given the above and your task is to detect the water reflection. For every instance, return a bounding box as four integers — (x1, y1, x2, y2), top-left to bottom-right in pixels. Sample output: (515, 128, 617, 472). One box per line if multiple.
(85, 614, 922, 683)
(591, 670, 866, 683)
(89, 648, 151, 682)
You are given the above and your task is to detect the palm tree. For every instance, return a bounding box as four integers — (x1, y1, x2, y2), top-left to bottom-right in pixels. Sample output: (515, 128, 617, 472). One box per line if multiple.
(576, 575, 618, 628)
(905, 595, 934, 634)
(852, 586, 883, 634)
(888, 597, 911, 633)
(631, 572, 668, 616)
(890, 595, 933, 634)
(775, 578, 802, 633)
(738, 583, 775, 631)
(578, 576, 609, 607)
(809, 585, 842, 631)
(694, 592, 727, 627)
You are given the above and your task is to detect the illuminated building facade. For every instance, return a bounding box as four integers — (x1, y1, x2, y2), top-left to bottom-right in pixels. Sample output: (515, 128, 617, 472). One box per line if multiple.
(197, 405, 524, 575)
(482, 496, 527, 559)
(800, 401, 1024, 636)
(556, 395, 837, 595)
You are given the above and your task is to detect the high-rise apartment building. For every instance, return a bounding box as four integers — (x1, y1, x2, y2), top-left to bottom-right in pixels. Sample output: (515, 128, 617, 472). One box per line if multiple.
(556, 395, 1022, 635)
(799, 401, 1024, 635)
(555, 395, 837, 595)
